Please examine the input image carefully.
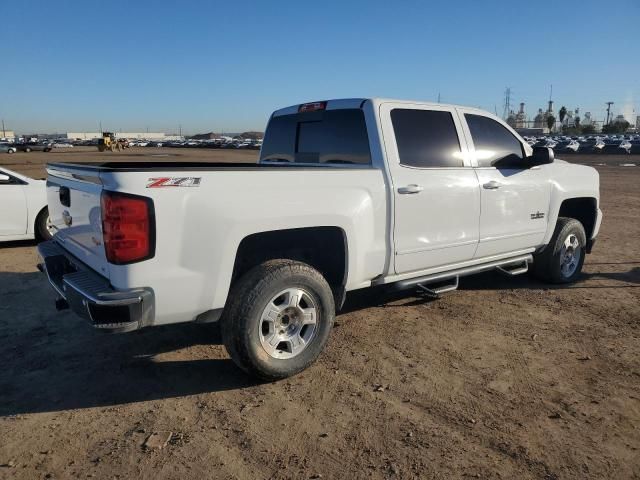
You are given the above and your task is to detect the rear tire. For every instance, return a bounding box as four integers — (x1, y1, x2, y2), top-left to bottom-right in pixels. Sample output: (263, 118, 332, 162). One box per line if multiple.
(531, 217, 586, 284)
(221, 259, 335, 380)
(35, 208, 53, 242)
(25, 147, 32, 153)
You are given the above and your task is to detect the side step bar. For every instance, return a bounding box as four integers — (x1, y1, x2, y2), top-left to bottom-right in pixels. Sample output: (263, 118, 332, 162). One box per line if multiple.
(391, 254, 533, 294)
(496, 260, 529, 276)
(416, 276, 459, 299)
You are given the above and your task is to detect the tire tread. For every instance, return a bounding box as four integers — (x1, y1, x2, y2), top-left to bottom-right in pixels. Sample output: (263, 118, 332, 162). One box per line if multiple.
(532, 217, 586, 284)
(221, 259, 334, 380)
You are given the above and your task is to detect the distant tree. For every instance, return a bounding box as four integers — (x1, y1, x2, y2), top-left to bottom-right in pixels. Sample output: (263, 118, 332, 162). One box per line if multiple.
(574, 116, 581, 129)
(559, 106, 567, 124)
(581, 124, 596, 134)
(602, 121, 630, 134)
(546, 115, 556, 132)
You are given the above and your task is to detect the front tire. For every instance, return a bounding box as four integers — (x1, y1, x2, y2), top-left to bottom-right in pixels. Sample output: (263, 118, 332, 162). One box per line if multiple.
(35, 207, 53, 241)
(25, 147, 32, 153)
(532, 217, 586, 284)
(221, 259, 335, 380)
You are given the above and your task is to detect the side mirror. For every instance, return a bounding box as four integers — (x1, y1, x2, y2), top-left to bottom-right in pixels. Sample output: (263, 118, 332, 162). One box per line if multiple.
(530, 146, 554, 166)
(0, 173, 10, 183)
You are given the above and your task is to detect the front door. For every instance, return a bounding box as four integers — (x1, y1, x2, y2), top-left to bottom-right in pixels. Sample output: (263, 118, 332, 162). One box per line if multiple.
(459, 111, 551, 258)
(0, 172, 27, 236)
(380, 103, 480, 275)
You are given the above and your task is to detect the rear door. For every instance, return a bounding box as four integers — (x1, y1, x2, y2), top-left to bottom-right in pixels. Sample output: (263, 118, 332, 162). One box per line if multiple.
(380, 102, 480, 275)
(458, 110, 551, 258)
(0, 170, 27, 236)
(46, 165, 109, 277)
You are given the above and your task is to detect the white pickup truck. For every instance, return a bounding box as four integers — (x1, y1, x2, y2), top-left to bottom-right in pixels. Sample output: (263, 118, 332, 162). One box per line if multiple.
(38, 98, 602, 379)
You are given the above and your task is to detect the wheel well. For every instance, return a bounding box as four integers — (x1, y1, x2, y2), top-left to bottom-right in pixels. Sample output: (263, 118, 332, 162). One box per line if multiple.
(34, 206, 48, 228)
(558, 197, 597, 239)
(231, 227, 347, 301)
(33, 205, 49, 240)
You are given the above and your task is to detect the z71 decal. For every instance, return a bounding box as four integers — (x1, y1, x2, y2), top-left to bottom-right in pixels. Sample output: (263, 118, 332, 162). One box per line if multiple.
(146, 177, 202, 188)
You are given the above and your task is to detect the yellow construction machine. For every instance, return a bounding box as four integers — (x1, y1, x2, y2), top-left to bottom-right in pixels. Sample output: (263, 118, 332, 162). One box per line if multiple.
(97, 132, 129, 152)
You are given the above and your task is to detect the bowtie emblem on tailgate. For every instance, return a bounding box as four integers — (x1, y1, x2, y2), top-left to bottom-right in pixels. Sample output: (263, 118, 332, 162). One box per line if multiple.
(146, 177, 202, 188)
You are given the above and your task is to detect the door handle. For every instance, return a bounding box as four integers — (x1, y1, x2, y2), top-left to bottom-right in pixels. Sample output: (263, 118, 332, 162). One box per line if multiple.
(483, 181, 501, 190)
(397, 184, 423, 194)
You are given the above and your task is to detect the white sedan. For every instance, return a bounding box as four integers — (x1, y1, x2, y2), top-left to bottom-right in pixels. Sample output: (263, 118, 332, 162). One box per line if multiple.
(0, 167, 52, 242)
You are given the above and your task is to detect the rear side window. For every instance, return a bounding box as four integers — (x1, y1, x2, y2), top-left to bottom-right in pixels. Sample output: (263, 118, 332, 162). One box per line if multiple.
(391, 109, 462, 168)
(465, 114, 524, 167)
(260, 109, 371, 164)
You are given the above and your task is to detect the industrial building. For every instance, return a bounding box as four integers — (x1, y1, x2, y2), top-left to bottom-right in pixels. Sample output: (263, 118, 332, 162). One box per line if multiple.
(506, 103, 527, 129)
(0, 130, 15, 141)
(64, 132, 182, 141)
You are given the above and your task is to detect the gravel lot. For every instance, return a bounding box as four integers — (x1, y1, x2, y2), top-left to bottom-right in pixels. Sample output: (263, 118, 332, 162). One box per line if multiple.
(0, 149, 638, 479)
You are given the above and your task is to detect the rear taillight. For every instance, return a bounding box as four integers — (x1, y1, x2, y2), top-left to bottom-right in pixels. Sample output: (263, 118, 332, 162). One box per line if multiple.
(101, 191, 155, 264)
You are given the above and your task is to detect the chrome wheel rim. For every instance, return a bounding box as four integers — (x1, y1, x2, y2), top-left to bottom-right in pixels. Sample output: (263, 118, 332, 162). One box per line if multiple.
(46, 216, 54, 235)
(560, 233, 581, 278)
(259, 288, 318, 359)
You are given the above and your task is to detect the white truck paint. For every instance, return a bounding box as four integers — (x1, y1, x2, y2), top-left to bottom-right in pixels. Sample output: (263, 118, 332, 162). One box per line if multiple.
(37, 98, 602, 378)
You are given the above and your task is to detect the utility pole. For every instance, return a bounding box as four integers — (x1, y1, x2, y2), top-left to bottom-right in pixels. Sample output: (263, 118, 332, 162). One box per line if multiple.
(179, 124, 182, 137)
(605, 102, 614, 125)
(99, 121, 102, 134)
(437, 92, 441, 103)
(502, 87, 511, 120)
(1, 119, 5, 138)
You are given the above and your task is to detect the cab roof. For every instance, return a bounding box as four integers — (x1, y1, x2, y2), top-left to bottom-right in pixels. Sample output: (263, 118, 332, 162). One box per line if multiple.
(272, 98, 492, 117)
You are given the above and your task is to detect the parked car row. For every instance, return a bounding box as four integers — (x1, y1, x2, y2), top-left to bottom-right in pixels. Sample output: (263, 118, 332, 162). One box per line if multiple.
(522, 134, 640, 154)
(0, 143, 18, 154)
(3, 137, 264, 151)
(147, 139, 263, 149)
(0, 141, 53, 153)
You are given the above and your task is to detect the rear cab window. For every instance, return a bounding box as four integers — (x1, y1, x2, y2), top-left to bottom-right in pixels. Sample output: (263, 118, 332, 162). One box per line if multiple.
(391, 109, 463, 168)
(260, 108, 371, 165)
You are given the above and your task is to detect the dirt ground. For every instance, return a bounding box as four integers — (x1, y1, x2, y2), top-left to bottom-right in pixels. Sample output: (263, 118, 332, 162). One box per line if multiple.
(0, 148, 638, 480)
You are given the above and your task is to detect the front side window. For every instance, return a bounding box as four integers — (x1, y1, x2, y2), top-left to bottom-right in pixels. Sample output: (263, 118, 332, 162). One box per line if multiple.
(391, 109, 462, 168)
(465, 114, 524, 167)
(260, 109, 371, 164)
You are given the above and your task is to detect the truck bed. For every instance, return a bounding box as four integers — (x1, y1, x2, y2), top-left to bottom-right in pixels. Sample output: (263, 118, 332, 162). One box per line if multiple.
(45, 160, 388, 326)
(47, 161, 372, 171)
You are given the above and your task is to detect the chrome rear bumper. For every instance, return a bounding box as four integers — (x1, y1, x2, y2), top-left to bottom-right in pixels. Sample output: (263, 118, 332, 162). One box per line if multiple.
(37, 241, 154, 333)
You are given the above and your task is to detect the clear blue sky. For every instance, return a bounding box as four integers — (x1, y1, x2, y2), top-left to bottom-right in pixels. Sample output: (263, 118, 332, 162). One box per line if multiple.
(1, 0, 638, 134)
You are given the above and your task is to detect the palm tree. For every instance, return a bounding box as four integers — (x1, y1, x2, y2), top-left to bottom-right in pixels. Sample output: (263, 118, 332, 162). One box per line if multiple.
(546, 115, 556, 133)
(559, 106, 567, 124)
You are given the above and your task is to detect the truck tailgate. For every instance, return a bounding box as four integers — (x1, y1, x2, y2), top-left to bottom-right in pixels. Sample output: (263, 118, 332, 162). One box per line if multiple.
(46, 166, 110, 278)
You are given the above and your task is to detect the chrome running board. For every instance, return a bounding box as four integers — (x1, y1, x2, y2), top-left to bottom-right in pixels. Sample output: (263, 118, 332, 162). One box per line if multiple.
(392, 254, 533, 292)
